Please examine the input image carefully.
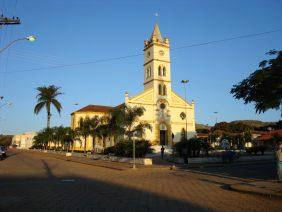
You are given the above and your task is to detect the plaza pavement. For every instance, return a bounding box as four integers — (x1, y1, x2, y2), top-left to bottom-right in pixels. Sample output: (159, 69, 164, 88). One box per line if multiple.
(0, 149, 281, 211)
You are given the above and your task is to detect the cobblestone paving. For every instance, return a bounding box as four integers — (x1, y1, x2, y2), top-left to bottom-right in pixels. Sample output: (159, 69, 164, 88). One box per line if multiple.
(0, 150, 281, 212)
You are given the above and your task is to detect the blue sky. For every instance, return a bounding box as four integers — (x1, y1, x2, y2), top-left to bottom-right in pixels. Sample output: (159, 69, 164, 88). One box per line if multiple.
(0, 0, 281, 134)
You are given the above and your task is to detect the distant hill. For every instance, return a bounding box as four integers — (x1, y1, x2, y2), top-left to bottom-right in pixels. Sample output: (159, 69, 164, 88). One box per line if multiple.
(230, 120, 275, 129)
(196, 120, 277, 130)
(195, 123, 212, 130)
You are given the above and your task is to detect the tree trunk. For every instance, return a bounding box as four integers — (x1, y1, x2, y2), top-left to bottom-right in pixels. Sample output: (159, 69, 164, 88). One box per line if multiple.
(47, 111, 51, 128)
(84, 136, 87, 155)
(92, 136, 96, 153)
(103, 137, 106, 148)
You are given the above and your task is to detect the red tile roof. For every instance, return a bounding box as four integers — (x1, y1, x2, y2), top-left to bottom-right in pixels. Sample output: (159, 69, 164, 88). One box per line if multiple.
(255, 129, 282, 141)
(72, 104, 114, 114)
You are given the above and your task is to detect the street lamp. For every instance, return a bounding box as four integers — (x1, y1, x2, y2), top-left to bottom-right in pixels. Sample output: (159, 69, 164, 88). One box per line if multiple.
(181, 80, 189, 140)
(0, 35, 37, 54)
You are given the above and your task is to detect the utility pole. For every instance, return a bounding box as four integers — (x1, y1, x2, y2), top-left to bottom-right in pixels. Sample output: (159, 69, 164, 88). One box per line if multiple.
(181, 80, 189, 140)
(0, 14, 21, 26)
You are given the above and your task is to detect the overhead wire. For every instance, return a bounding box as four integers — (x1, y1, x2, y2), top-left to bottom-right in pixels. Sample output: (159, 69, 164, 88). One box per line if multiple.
(0, 27, 282, 75)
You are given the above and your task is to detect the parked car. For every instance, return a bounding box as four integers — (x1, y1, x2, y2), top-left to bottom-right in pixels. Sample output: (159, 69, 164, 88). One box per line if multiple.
(0, 146, 7, 160)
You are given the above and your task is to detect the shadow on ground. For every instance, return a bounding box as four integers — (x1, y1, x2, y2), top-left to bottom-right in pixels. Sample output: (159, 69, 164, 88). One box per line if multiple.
(187, 160, 277, 181)
(0, 161, 208, 212)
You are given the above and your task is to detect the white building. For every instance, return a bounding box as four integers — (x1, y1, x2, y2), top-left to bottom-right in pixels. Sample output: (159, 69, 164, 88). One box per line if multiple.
(12, 132, 37, 149)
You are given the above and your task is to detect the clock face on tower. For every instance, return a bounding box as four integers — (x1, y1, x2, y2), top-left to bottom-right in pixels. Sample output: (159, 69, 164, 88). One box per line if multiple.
(159, 50, 164, 56)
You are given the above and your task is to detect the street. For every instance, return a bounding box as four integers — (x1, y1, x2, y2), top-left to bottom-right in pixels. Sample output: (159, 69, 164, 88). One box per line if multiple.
(0, 149, 281, 211)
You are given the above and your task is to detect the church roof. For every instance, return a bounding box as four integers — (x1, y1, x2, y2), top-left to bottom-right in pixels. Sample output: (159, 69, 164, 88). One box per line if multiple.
(71, 103, 124, 115)
(72, 104, 114, 114)
(150, 23, 163, 42)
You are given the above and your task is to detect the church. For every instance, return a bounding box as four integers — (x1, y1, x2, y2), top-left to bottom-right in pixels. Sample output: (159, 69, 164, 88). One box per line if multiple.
(71, 24, 196, 151)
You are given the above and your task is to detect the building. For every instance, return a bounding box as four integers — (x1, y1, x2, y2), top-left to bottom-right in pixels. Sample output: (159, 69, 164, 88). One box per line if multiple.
(71, 24, 196, 151)
(12, 132, 37, 149)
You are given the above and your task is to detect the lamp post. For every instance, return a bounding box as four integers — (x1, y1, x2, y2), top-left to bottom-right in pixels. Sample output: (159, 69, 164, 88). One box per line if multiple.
(181, 80, 189, 140)
(0, 35, 36, 54)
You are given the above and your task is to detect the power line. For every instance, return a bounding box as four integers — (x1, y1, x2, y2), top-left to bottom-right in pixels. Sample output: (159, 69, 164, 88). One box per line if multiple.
(1, 28, 282, 74)
(171, 28, 282, 51)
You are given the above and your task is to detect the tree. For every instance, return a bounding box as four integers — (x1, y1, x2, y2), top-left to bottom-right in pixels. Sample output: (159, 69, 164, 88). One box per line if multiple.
(76, 117, 92, 155)
(107, 108, 126, 144)
(111, 105, 152, 141)
(34, 85, 63, 128)
(0, 135, 13, 146)
(89, 116, 101, 150)
(63, 127, 80, 152)
(231, 50, 282, 114)
(96, 116, 111, 148)
(33, 127, 54, 149)
(52, 126, 66, 149)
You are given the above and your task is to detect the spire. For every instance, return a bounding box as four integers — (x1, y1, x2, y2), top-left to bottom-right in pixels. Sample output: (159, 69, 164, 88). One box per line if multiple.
(150, 23, 163, 42)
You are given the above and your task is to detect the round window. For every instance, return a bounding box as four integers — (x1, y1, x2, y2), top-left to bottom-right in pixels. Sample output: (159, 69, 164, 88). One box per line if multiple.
(180, 112, 186, 120)
(160, 103, 166, 110)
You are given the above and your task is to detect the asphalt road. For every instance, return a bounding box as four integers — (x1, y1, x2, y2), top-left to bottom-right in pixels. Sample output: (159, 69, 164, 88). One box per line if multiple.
(0, 149, 281, 212)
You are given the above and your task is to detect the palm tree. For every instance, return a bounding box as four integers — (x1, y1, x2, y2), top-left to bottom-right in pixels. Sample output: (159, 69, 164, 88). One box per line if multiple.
(111, 105, 151, 168)
(34, 127, 54, 149)
(34, 85, 63, 128)
(64, 127, 80, 152)
(96, 116, 112, 148)
(108, 109, 126, 144)
(53, 126, 66, 150)
(110, 105, 152, 141)
(89, 116, 100, 151)
(76, 117, 92, 155)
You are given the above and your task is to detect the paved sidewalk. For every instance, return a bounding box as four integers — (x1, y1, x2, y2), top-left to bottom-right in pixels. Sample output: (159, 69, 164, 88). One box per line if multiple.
(2, 149, 282, 211)
(230, 180, 282, 199)
(28, 150, 171, 171)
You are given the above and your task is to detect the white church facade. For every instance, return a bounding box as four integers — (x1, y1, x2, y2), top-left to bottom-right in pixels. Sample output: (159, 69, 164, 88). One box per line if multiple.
(71, 24, 196, 150)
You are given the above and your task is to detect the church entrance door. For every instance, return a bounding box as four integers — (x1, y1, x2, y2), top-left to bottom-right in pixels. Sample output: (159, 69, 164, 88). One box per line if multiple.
(159, 123, 167, 145)
(160, 130, 167, 145)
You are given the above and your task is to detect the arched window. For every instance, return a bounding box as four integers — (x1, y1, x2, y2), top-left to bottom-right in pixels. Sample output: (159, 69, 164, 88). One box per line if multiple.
(158, 66, 162, 76)
(163, 67, 166, 76)
(163, 85, 167, 96)
(158, 84, 162, 95)
(146, 67, 151, 79)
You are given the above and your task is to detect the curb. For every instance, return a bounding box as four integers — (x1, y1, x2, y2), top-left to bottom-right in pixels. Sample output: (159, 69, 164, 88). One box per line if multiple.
(228, 184, 282, 200)
(168, 159, 275, 169)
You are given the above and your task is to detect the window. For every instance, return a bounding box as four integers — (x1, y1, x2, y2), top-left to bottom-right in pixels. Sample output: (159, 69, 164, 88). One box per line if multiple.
(158, 66, 162, 76)
(146, 67, 151, 79)
(163, 67, 166, 76)
(163, 85, 167, 96)
(158, 84, 162, 95)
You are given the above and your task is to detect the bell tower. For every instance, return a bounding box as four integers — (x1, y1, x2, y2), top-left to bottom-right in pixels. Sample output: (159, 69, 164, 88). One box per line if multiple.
(143, 24, 171, 100)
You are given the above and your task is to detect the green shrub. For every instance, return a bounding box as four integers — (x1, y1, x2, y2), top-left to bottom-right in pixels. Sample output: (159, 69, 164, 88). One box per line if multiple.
(103, 139, 151, 158)
(103, 146, 115, 155)
(175, 138, 211, 157)
(246, 145, 266, 155)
